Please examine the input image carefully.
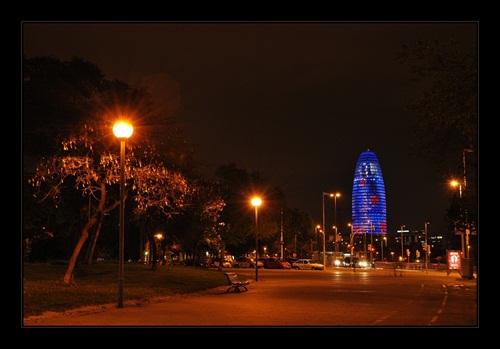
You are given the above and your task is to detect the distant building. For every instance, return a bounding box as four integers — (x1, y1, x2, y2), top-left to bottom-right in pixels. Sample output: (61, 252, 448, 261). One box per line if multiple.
(352, 149, 387, 237)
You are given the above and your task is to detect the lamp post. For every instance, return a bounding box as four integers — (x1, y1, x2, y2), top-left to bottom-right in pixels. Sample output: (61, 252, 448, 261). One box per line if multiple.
(424, 222, 430, 270)
(381, 236, 386, 262)
(333, 226, 338, 253)
(369, 221, 374, 261)
(348, 223, 354, 267)
(113, 120, 133, 308)
(251, 197, 262, 282)
(450, 180, 465, 257)
(458, 149, 473, 258)
(315, 224, 321, 261)
(294, 233, 297, 257)
(461, 148, 473, 259)
(280, 208, 284, 260)
(322, 192, 334, 268)
(333, 193, 341, 253)
(400, 224, 405, 263)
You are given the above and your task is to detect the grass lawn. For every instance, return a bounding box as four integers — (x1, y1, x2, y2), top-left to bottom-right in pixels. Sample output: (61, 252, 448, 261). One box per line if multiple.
(23, 262, 231, 317)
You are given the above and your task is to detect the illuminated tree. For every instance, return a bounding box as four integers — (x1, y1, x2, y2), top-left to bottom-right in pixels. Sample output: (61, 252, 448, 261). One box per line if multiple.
(24, 56, 214, 282)
(29, 117, 196, 283)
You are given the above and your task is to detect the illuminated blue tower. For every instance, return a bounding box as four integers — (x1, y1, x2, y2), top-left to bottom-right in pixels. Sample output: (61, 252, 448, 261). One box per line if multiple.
(352, 149, 387, 237)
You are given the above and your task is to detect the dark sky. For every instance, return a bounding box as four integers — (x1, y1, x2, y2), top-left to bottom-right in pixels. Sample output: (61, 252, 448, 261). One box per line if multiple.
(22, 21, 478, 238)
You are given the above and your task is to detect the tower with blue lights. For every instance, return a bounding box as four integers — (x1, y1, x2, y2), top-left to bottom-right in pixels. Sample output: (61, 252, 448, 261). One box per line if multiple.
(352, 149, 387, 237)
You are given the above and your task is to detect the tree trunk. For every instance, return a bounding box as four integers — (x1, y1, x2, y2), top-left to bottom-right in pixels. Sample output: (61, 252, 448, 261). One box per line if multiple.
(86, 216, 104, 265)
(63, 214, 98, 284)
(62, 181, 114, 284)
(218, 243, 226, 271)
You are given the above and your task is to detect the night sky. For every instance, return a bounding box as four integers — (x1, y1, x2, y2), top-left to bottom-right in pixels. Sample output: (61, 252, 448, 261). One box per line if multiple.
(22, 21, 478, 238)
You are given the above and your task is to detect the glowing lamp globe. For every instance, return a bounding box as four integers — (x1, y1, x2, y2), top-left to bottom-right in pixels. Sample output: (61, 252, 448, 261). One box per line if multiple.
(251, 197, 262, 207)
(113, 121, 134, 139)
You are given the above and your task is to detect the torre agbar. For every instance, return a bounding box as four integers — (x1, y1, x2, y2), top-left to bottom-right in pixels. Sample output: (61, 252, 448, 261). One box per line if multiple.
(352, 149, 387, 237)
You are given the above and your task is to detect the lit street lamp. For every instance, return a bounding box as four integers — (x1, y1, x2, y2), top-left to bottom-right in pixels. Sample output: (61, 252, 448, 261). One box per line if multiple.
(381, 236, 386, 262)
(154, 232, 164, 265)
(321, 192, 335, 268)
(399, 224, 405, 263)
(450, 179, 466, 257)
(424, 222, 430, 270)
(333, 193, 341, 253)
(348, 223, 355, 267)
(450, 148, 475, 280)
(113, 120, 133, 308)
(251, 197, 262, 282)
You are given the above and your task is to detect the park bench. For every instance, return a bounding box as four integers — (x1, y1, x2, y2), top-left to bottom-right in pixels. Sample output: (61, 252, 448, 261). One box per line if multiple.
(224, 272, 250, 292)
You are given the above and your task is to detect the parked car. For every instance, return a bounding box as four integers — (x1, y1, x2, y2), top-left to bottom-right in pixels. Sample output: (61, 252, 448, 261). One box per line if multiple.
(184, 258, 209, 268)
(291, 259, 324, 270)
(210, 257, 232, 268)
(278, 259, 292, 269)
(233, 256, 264, 268)
(259, 257, 292, 269)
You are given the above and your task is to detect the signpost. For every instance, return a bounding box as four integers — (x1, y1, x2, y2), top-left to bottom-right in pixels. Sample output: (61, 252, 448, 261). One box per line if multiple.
(446, 250, 462, 276)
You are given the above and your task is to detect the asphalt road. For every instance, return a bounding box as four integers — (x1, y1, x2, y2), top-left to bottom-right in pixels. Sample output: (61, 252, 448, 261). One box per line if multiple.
(22, 267, 477, 328)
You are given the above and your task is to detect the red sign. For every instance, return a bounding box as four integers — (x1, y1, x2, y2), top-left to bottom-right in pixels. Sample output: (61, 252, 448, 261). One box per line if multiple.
(447, 250, 462, 270)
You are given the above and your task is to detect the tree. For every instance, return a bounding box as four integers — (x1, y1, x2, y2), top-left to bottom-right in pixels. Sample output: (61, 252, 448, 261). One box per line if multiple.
(29, 114, 195, 282)
(24, 56, 201, 282)
(214, 163, 300, 259)
(398, 38, 478, 233)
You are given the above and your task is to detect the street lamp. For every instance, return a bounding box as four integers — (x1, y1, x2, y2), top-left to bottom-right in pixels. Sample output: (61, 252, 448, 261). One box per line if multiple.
(322, 192, 335, 268)
(450, 180, 465, 257)
(348, 223, 355, 267)
(424, 222, 430, 270)
(333, 226, 338, 253)
(458, 148, 473, 259)
(333, 193, 341, 253)
(400, 224, 405, 263)
(251, 197, 262, 282)
(381, 236, 386, 262)
(113, 120, 133, 308)
(369, 220, 374, 261)
(154, 232, 165, 265)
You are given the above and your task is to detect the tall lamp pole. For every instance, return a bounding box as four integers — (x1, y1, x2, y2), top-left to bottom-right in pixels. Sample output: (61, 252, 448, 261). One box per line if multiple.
(381, 236, 386, 262)
(348, 223, 354, 266)
(369, 221, 374, 261)
(424, 222, 430, 270)
(113, 120, 133, 308)
(462, 148, 473, 258)
(280, 208, 284, 260)
(251, 197, 262, 282)
(322, 192, 334, 268)
(450, 180, 465, 256)
(333, 193, 341, 253)
(400, 224, 405, 263)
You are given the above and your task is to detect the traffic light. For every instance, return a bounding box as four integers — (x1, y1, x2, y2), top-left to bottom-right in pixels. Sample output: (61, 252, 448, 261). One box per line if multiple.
(416, 250, 420, 258)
